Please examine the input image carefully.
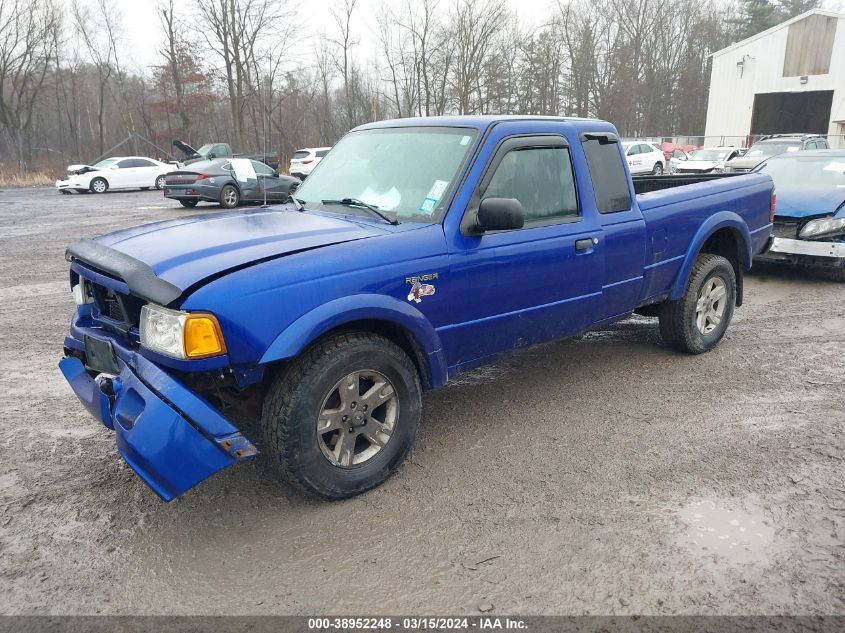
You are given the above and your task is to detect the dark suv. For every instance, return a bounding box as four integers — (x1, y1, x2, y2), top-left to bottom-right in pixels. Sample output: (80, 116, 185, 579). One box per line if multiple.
(725, 134, 830, 173)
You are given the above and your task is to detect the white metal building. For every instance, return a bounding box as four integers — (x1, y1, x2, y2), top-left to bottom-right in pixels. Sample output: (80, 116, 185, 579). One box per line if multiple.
(704, 9, 845, 148)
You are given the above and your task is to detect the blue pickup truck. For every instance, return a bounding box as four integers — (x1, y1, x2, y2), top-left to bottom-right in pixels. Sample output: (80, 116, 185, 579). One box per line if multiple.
(59, 116, 774, 501)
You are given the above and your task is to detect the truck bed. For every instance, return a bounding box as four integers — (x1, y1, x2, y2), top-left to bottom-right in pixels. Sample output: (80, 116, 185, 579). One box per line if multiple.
(632, 173, 741, 195)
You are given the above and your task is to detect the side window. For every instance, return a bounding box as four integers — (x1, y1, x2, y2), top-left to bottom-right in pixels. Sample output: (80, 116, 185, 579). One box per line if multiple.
(134, 159, 155, 167)
(483, 147, 579, 224)
(316, 150, 329, 158)
(252, 160, 274, 176)
(213, 144, 228, 156)
(221, 162, 232, 171)
(640, 144, 654, 155)
(805, 141, 816, 150)
(582, 135, 632, 214)
(818, 139, 829, 149)
(626, 145, 638, 156)
(116, 160, 133, 169)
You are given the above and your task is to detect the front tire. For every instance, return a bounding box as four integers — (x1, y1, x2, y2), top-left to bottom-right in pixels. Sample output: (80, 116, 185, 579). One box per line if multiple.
(261, 332, 422, 499)
(219, 184, 240, 208)
(652, 162, 664, 175)
(817, 266, 845, 283)
(658, 253, 736, 354)
(90, 177, 108, 194)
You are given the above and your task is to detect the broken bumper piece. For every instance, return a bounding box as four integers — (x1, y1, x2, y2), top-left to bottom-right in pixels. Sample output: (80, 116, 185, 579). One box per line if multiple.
(59, 346, 257, 501)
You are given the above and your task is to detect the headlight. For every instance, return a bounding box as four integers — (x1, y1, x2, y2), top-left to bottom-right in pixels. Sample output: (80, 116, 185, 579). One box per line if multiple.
(140, 304, 227, 359)
(798, 217, 845, 240)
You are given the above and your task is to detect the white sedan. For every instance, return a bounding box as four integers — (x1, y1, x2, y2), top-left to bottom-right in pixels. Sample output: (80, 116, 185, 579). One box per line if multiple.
(56, 157, 175, 194)
(621, 141, 666, 175)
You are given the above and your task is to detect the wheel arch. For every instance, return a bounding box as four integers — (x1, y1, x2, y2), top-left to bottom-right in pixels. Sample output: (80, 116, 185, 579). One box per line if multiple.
(669, 212, 751, 306)
(259, 294, 447, 390)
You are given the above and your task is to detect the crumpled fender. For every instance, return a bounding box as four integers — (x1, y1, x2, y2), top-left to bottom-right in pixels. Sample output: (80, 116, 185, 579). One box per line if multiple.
(669, 211, 752, 301)
(259, 293, 448, 388)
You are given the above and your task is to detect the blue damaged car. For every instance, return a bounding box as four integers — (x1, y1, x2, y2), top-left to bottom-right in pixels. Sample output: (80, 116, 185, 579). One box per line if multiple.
(753, 150, 845, 281)
(60, 116, 775, 501)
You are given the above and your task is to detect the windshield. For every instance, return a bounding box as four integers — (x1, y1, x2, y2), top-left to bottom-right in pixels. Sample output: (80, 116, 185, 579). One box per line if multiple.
(93, 159, 116, 169)
(689, 149, 731, 161)
(755, 156, 845, 188)
(294, 126, 478, 223)
(196, 144, 214, 156)
(745, 142, 801, 158)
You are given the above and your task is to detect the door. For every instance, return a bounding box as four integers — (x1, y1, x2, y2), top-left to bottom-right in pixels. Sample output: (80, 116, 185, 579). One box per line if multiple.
(626, 144, 644, 174)
(252, 160, 288, 201)
(108, 159, 137, 188)
(129, 158, 159, 188)
(442, 133, 604, 370)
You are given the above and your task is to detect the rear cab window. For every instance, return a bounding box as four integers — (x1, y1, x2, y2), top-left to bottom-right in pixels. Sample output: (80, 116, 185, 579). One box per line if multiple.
(581, 133, 633, 214)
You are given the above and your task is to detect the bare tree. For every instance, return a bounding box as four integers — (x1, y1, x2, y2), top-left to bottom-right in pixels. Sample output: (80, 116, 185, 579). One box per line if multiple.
(0, 0, 60, 171)
(159, 0, 191, 140)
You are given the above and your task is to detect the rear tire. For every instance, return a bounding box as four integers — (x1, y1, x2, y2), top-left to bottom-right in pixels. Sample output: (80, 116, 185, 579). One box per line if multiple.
(90, 177, 108, 194)
(155, 175, 167, 190)
(179, 199, 198, 208)
(261, 332, 422, 499)
(652, 163, 664, 175)
(220, 184, 240, 208)
(658, 253, 736, 354)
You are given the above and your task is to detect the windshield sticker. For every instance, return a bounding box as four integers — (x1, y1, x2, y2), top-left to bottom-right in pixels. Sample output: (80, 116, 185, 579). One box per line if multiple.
(460, 135, 471, 146)
(407, 280, 436, 303)
(823, 161, 845, 173)
(418, 198, 438, 215)
(427, 179, 449, 200)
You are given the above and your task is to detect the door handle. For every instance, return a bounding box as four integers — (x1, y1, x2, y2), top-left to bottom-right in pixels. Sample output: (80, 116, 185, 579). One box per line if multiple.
(575, 238, 595, 252)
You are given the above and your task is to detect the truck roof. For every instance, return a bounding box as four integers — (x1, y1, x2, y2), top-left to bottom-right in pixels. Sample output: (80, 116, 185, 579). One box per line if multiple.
(355, 114, 608, 133)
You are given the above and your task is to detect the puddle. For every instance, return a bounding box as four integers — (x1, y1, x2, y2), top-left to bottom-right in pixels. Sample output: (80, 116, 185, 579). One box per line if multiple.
(677, 499, 775, 565)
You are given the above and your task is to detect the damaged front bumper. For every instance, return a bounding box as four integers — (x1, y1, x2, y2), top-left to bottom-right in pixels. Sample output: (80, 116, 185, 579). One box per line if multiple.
(756, 237, 845, 268)
(60, 333, 257, 501)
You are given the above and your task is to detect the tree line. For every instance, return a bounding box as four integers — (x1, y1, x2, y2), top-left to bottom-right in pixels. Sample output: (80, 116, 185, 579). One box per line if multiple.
(0, 0, 823, 173)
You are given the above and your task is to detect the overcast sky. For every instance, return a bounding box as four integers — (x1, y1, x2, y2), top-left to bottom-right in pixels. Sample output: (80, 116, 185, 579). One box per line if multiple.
(116, 0, 558, 74)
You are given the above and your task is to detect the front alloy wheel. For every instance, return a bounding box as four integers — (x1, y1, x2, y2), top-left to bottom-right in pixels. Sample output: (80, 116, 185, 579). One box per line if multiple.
(261, 332, 422, 499)
(317, 370, 398, 467)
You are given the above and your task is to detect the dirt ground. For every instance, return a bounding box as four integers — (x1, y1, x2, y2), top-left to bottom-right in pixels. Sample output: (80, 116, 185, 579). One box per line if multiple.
(0, 187, 842, 616)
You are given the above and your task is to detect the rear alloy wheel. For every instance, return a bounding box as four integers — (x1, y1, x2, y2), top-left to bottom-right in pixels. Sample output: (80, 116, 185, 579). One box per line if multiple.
(220, 184, 240, 208)
(155, 175, 167, 190)
(652, 163, 664, 175)
(658, 253, 736, 354)
(90, 177, 108, 194)
(179, 199, 198, 208)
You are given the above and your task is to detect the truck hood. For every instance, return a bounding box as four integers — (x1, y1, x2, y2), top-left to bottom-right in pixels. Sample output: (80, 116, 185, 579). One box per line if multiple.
(81, 209, 389, 298)
(775, 188, 845, 219)
(676, 160, 720, 171)
(172, 140, 199, 158)
(727, 155, 768, 170)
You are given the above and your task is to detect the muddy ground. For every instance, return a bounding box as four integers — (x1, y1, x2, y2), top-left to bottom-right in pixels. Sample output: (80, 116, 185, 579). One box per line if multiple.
(0, 187, 842, 616)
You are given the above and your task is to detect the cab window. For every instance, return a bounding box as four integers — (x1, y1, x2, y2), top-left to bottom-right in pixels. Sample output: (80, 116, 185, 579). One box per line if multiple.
(483, 146, 579, 224)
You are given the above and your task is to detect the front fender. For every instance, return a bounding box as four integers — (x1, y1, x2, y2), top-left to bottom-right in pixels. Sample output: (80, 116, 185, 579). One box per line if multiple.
(669, 211, 752, 301)
(259, 294, 448, 389)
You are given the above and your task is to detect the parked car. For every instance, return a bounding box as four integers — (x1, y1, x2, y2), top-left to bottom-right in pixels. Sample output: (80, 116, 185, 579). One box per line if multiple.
(172, 140, 280, 171)
(59, 115, 773, 501)
(725, 134, 830, 173)
(753, 150, 845, 281)
(163, 158, 300, 209)
(621, 141, 666, 175)
(671, 147, 741, 174)
(289, 147, 331, 180)
(55, 157, 174, 194)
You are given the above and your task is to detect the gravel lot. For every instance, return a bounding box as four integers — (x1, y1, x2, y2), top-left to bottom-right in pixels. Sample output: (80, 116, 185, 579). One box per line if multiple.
(0, 187, 843, 616)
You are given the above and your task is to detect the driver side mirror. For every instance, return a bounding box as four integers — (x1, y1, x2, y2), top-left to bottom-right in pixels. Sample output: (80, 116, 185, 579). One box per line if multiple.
(475, 197, 525, 232)
(208, 153, 216, 159)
